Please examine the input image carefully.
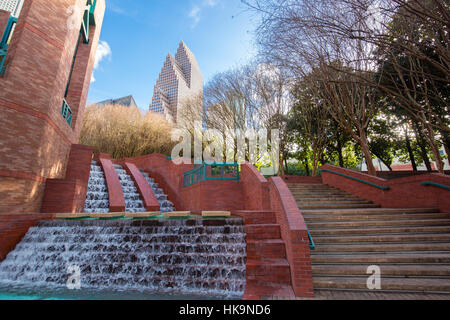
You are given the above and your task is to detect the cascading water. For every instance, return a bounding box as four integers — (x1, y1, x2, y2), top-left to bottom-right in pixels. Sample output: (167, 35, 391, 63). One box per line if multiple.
(140, 169, 175, 213)
(114, 164, 146, 213)
(0, 218, 247, 299)
(84, 161, 110, 213)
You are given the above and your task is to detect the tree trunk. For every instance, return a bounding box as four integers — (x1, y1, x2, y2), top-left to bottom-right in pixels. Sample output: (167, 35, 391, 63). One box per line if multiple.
(359, 130, 377, 176)
(405, 128, 417, 171)
(337, 137, 344, 168)
(441, 132, 450, 166)
(413, 122, 432, 172)
(284, 156, 289, 174)
(424, 124, 445, 174)
(303, 157, 310, 176)
(278, 154, 285, 176)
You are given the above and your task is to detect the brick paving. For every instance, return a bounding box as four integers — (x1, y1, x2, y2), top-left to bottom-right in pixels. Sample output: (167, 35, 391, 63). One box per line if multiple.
(265, 290, 450, 300)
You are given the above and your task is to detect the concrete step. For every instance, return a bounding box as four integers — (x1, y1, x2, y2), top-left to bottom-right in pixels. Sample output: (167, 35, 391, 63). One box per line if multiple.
(299, 203, 381, 210)
(307, 218, 450, 229)
(314, 242, 450, 253)
(302, 208, 439, 216)
(297, 200, 374, 206)
(246, 259, 291, 285)
(247, 239, 286, 260)
(304, 213, 450, 222)
(295, 195, 363, 201)
(290, 191, 350, 196)
(313, 233, 450, 244)
(311, 253, 450, 264)
(313, 276, 450, 292)
(312, 264, 450, 277)
(310, 225, 450, 236)
(288, 184, 335, 188)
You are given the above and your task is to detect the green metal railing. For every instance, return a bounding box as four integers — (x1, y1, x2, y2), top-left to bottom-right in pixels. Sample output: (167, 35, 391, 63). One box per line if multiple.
(183, 162, 240, 187)
(320, 168, 390, 190)
(307, 229, 315, 250)
(61, 99, 73, 126)
(421, 182, 450, 191)
(0, 16, 18, 75)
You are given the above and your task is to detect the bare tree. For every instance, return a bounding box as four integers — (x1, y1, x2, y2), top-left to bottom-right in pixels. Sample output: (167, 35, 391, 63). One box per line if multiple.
(243, 0, 449, 173)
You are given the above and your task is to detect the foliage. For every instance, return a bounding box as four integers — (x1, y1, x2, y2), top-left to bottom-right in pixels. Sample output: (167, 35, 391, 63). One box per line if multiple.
(79, 105, 175, 159)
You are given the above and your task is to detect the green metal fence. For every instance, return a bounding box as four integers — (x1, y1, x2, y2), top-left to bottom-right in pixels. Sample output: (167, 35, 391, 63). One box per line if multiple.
(0, 16, 18, 75)
(183, 162, 240, 187)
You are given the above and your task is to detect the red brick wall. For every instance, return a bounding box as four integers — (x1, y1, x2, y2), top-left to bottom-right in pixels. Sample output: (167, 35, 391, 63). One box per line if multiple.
(0, 0, 105, 214)
(124, 154, 192, 210)
(241, 163, 270, 210)
(99, 156, 125, 212)
(125, 154, 246, 211)
(41, 144, 93, 214)
(268, 177, 314, 297)
(0, 213, 55, 262)
(123, 162, 160, 212)
(321, 165, 450, 213)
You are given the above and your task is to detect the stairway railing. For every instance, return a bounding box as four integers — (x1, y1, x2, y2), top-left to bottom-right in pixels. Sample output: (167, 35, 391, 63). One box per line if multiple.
(183, 162, 240, 187)
(421, 182, 450, 191)
(320, 168, 390, 190)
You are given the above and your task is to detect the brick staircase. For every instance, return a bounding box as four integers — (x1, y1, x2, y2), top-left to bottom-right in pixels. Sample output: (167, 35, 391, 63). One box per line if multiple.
(234, 211, 295, 299)
(288, 183, 450, 295)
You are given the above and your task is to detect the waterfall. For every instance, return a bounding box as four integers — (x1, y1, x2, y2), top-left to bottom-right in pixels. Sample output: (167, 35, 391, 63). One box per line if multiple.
(114, 164, 146, 213)
(0, 218, 247, 299)
(84, 161, 110, 213)
(140, 170, 175, 213)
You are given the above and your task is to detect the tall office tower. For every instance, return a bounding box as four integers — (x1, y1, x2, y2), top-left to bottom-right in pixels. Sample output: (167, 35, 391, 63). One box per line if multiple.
(0, 0, 23, 17)
(149, 41, 203, 125)
(0, 0, 105, 213)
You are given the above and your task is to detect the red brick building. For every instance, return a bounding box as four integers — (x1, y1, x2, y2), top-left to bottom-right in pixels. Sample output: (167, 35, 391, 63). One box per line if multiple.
(0, 0, 105, 213)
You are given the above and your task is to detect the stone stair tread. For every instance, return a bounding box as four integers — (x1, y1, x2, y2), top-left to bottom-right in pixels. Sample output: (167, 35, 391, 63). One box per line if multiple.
(313, 276, 450, 292)
(304, 213, 450, 222)
(312, 264, 450, 276)
(313, 233, 450, 243)
(307, 219, 450, 228)
(298, 200, 373, 205)
(311, 253, 450, 264)
(310, 226, 450, 236)
(302, 208, 438, 214)
(300, 204, 381, 209)
(314, 242, 450, 252)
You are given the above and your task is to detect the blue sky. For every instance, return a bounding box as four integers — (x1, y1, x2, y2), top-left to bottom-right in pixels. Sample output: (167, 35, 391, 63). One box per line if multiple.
(87, 0, 258, 110)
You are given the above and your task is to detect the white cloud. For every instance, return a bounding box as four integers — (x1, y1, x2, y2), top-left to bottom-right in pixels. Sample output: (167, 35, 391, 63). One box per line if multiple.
(203, 0, 219, 7)
(189, 6, 201, 27)
(188, 0, 220, 28)
(91, 40, 112, 83)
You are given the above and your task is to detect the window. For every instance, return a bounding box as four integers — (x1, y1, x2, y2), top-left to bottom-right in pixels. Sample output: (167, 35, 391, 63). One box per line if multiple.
(61, 1, 96, 126)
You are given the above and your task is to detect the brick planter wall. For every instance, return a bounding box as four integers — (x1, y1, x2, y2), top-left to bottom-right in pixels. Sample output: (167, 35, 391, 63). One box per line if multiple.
(321, 164, 450, 213)
(268, 177, 314, 297)
(41, 144, 93, 213)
